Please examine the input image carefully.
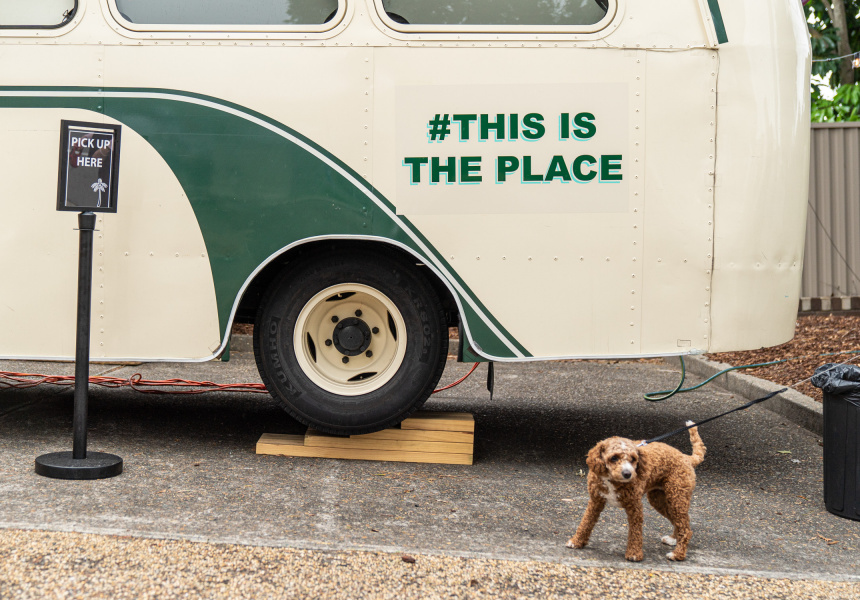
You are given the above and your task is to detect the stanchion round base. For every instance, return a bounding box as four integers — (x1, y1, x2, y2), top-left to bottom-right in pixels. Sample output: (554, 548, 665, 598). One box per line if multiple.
(35, 451, 123, 480)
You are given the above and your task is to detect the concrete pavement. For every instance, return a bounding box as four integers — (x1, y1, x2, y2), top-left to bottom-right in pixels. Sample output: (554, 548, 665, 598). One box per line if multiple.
(0, 335, 858, 587)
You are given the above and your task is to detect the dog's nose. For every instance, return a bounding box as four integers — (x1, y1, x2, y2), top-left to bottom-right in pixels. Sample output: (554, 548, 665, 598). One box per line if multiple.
(622, 470, 633, 480)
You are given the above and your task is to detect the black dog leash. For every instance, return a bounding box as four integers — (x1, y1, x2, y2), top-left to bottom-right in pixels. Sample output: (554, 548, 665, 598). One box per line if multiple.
(637, 387, 788, 447)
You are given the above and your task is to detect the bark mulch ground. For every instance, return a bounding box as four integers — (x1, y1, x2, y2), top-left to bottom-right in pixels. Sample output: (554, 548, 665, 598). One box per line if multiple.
(707, 313, 860, 402)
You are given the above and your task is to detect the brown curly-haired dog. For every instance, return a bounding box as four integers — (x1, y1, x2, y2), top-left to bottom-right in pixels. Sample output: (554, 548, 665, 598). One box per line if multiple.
(566, 422, 706, 562)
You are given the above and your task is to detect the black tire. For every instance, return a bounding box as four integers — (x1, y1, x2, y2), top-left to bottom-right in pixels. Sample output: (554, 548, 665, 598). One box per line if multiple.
(253, 249, 448, 435)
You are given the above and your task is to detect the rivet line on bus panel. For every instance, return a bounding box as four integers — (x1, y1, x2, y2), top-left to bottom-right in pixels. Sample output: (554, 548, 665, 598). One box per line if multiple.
(703, 50, 720, 342)
(631, 49, 643, 351)
(96, 214, 106, 357)
(363, 53, 372, 178)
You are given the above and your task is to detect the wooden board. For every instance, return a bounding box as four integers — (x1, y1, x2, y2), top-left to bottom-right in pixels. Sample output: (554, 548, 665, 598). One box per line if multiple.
(348, 428, 472, 443)
(305, 429, 472, 454)
(401, 411, 475, 433)
(256, 433, 472, 465)
(256, 412, 474, 465)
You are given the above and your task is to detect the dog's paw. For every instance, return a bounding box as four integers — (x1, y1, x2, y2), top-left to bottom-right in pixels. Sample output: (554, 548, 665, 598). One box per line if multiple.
(566, 538, 586, 549)
(625, 551, 644, 562)
(666, 551, 685, 561)
(661, 535, 677, 546)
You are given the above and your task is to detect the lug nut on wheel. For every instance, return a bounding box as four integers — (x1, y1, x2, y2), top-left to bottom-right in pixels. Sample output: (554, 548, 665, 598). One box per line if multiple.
(325, 339, 332, 346)
(355, 309, 362, 317)
(366, 350, 373, 358)
(331, 316, 339, 323)
(372, 327, 379, 334)
(342, 356, 349, 364)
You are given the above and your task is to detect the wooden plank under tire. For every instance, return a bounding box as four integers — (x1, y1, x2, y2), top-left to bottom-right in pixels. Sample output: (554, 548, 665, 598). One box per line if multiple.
(256, 412, 474, 465)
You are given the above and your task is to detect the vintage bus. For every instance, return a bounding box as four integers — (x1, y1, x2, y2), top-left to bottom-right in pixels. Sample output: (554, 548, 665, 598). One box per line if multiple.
(0, 0, 811, 434)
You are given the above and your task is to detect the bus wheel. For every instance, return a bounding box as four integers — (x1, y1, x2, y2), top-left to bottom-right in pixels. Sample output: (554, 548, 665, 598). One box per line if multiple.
(253, 251, 448, 435)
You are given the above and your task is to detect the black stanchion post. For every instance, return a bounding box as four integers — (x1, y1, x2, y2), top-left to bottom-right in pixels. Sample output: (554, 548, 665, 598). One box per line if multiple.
(72, 211, 96, 459)
(35, 212, 123, 480)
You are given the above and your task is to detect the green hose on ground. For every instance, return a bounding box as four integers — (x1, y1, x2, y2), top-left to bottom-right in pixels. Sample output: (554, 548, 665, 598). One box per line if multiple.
(644, 356, 790, 402)
(645, 350, 860, 402)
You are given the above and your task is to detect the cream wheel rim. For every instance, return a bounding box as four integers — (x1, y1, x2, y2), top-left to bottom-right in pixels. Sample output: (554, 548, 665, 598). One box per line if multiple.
(293, 283, 408, 396)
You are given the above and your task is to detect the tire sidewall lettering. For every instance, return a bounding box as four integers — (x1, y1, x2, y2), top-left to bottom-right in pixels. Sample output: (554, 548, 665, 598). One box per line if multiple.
(406, 291, 433, 363)
(265, 315, 300, 395)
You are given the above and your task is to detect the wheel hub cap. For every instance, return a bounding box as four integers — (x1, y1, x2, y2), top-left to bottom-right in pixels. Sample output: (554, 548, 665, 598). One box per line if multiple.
(332, 318, 372, 356)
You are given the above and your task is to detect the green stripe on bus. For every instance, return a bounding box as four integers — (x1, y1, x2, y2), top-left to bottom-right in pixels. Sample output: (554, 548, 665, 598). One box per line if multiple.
(707, 0, 728, 44)
(0, 87, 529, 360)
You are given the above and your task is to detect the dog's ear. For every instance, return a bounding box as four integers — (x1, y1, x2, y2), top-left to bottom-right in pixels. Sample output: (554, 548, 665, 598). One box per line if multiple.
(586, 441, 606, 474)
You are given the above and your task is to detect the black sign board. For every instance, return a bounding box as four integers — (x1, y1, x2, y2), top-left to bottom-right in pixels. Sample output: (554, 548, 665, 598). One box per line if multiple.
(57, 120, 121, 213)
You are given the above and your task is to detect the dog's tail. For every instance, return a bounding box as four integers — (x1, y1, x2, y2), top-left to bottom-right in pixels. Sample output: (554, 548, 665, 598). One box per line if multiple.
(685, 421, 706, 467)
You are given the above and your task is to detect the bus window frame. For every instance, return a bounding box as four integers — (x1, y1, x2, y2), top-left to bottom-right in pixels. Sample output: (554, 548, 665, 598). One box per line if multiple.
(105, 0, 347, 34)
(0, 0, 79, 31)
(370, 0, 618, 35)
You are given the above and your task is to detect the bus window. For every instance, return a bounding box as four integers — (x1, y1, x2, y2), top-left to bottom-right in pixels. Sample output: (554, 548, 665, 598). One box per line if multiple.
(378, 0, 609, 27)
(113, 0, 339, 26)
(0, 0, 76, 28)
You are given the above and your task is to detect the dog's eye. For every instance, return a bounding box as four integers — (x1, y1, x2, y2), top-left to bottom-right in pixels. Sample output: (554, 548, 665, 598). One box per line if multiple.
(608, 456, 619, 463)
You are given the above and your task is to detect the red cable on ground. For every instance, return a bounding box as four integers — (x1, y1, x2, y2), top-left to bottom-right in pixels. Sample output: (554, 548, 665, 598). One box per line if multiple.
(0, 371, 268, 395)
(1, 362, 483, 395)
(432, 363, 480, 394)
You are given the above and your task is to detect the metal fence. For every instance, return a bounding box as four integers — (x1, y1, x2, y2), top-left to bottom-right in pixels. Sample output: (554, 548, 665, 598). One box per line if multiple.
(801, 121, 860, 309)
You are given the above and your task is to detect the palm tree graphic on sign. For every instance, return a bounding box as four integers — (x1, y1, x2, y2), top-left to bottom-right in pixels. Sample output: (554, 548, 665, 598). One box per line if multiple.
(91, 178, 107, 207)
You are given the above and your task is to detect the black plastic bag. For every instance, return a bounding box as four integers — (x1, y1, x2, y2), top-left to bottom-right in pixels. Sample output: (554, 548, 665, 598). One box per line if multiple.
(811, 363, 860, 401)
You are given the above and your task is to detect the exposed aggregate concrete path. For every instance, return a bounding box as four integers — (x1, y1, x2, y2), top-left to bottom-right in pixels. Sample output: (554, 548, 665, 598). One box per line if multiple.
(1, 529, 857, 600)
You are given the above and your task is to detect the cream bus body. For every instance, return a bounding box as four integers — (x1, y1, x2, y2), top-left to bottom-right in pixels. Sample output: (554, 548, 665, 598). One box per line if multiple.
(0, 1, 810, 433)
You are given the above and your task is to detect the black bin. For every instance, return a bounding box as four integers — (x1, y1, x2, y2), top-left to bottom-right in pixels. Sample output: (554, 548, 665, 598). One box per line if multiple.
(811, 363, 860, 521)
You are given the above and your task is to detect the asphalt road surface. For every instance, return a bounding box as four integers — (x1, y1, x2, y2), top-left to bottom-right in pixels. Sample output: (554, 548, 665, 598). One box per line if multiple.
(1, 336, 858, 598)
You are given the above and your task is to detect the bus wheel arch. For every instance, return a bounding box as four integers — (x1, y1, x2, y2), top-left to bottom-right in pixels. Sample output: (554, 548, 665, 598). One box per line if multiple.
(247, 240, 454, 435)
